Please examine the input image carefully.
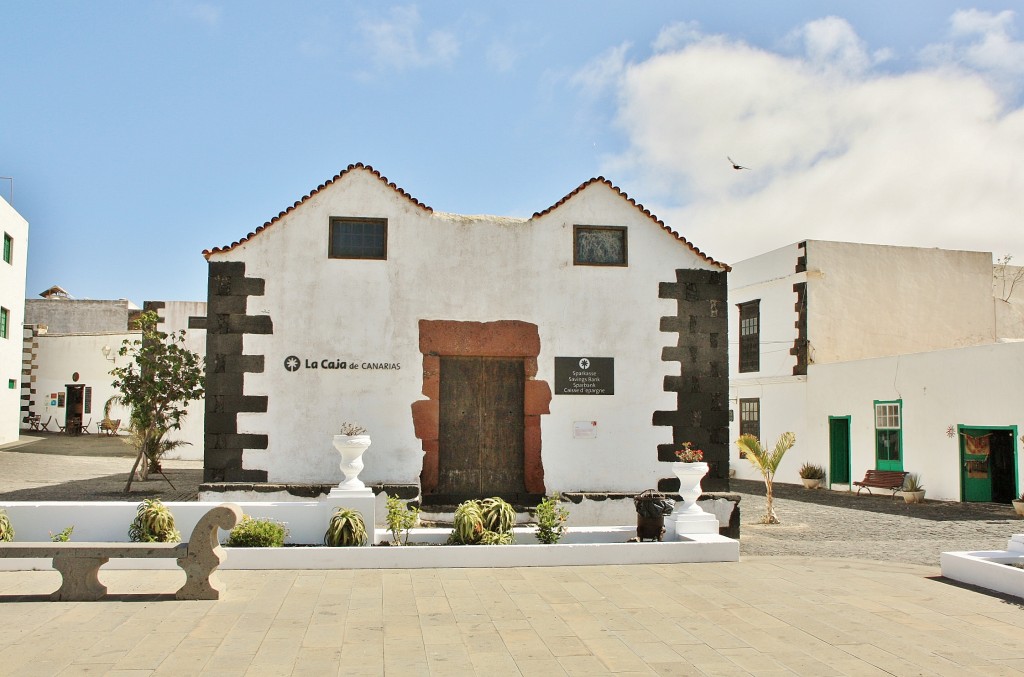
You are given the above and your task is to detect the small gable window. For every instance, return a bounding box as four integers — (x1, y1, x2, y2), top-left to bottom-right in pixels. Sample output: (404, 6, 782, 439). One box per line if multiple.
(329, 217, 387, 260)
(574, 225, 627, 266)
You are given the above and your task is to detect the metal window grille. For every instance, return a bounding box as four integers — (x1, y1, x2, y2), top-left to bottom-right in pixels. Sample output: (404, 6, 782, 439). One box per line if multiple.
(329, 218, 387, 259)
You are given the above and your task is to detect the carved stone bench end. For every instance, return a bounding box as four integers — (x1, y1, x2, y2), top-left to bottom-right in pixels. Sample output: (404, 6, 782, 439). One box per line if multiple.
(176, 503, 243, 600)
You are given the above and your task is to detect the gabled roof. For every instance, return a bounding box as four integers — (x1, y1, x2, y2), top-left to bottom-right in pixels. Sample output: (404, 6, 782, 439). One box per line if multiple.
(204, 164, 730, 271)
(533, 177, 730, 271)
(203, 163, 432, 259)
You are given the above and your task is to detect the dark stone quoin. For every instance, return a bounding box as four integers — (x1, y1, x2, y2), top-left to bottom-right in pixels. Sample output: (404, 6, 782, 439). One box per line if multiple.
(654, 269, 730, 492)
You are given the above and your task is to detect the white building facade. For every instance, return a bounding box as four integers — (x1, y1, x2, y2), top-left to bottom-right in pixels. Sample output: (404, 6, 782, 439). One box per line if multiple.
(21, 298, 207, 460)
(201, 164, 731, 504)
(729, 240, 1024, 502)
(0, 197, 28, 446)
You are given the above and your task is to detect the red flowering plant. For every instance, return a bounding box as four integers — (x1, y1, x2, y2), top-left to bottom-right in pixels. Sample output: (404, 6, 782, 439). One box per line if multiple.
(674, 442, 704, 463)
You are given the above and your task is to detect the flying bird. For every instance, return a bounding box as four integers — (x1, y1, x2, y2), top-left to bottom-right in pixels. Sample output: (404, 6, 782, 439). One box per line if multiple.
(727, 157, 750, 170)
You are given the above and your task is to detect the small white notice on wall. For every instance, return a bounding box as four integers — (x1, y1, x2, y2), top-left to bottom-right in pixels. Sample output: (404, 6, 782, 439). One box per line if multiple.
(573, 421, 598, 439)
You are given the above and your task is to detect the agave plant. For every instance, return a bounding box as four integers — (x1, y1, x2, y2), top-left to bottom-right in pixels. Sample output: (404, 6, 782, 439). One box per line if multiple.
(449, 500, 486, 545)
(480, 497, 517, 534)
(324, 508, 368, 547)
(129, 498, 181, 543)
(478, 530, 515, 545)
(0, 508, 14, 542)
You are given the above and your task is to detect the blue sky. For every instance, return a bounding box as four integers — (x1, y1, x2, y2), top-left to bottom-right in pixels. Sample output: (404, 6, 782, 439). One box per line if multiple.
(3, 2, 1023, 302)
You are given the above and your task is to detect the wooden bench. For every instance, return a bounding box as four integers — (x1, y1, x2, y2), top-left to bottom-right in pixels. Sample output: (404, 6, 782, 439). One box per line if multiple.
(853, 470, 908, 498)
(0, 503, 242, 601)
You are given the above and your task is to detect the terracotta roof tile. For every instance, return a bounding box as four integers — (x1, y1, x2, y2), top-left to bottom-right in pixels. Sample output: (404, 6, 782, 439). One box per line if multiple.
(204, 166, 729, 271)
(532, 177, 730, 271)
(203, 163, 432, 259)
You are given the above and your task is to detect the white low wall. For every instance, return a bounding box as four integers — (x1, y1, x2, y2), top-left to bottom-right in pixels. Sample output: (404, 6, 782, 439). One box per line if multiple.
(940, 534, 1024, 600)
(0, 501, 740, 570)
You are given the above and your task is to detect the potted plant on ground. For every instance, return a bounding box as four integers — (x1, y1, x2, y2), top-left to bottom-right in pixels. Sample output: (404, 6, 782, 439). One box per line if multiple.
(1012, 491, 1024, 517)
(902, 474, 926, 504)
(333, 423, 370, 490)
(798, 463, 826, 489)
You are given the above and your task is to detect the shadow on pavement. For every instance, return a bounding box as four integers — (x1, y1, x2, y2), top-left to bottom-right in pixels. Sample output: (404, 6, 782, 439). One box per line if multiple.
(732, 478, 1021, 523)
(0, 470, 202, 502)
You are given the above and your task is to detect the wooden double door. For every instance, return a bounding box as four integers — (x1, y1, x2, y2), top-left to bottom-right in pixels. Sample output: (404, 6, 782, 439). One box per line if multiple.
(434, 356, 526, 503)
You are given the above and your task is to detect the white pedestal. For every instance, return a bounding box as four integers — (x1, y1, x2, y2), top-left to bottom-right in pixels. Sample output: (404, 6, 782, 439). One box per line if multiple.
(669, 511, 720, 538)
(323, 488, 376, 546)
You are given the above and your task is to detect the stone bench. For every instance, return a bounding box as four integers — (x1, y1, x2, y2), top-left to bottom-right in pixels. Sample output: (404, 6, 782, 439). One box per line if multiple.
(0, 503, 242, 601)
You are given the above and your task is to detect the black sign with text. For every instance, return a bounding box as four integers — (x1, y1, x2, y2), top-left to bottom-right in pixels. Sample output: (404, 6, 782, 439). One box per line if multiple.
(555, 357, 614, 395)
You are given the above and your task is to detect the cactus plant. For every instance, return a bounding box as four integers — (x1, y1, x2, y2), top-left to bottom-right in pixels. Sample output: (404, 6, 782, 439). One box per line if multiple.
(324, 508, 368, 547)
(129, 499, 181, 543)
(0, 509, 14, 542)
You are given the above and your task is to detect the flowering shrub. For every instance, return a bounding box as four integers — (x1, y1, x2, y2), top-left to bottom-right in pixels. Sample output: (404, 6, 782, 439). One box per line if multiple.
(674, 442, 704, 463)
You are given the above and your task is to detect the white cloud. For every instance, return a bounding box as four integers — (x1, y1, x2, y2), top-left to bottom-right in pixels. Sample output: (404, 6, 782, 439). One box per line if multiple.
(358, 6, 459, 72)
(920, 10, 1024, 98)
(597, 16, 1024, 265)
(570, 42, 631, 96)
(652, 21, 702, 53)
(487, 42, 518, 73)
(185, 2, 221, 27)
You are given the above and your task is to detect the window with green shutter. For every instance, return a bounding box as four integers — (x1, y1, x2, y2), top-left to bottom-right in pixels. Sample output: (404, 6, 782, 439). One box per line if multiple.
(2, 233, 10, 264)
(0, 307, 8, 339)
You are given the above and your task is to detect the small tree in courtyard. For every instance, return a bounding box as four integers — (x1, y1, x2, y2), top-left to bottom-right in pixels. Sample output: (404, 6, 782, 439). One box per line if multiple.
(110, 310, 205, 493)
(736, 432, 796, 525)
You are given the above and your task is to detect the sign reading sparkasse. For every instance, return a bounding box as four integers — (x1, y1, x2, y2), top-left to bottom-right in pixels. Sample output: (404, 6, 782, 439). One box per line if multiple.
(554, 357, 614, 395)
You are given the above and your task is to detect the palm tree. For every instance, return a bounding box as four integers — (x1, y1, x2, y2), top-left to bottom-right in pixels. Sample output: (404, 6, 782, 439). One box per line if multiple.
(736, 432, 796, 524)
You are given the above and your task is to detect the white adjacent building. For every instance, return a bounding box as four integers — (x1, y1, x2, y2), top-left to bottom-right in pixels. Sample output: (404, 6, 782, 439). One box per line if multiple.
(0, 196, 28, 446)
(21, 295, 207, 460)
(729, 240, 1024, 502)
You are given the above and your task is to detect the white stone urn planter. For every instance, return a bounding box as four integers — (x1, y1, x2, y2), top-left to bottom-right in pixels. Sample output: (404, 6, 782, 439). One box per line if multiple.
(332, 434, 371, 491)
(1012, 499, 1024, 517)
(801, 478, 821, 490)
(672, 462, 710, 515)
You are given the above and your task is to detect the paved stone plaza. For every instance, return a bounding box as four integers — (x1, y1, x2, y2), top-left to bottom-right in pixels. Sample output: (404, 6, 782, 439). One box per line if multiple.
(1, 434, 1023, 675)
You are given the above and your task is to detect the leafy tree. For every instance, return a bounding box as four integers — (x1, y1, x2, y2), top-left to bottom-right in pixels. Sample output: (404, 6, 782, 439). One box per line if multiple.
(110, 310, 205, 493)
(736, 432, 796, 525)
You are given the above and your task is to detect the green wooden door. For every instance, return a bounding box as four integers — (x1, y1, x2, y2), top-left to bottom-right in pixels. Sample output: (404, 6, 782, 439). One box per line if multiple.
(961, 426, 993, 502)
(829, 416, 851, 484)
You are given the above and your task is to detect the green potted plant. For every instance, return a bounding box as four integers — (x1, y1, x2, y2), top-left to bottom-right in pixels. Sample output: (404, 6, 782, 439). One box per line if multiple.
(902, 473, 926, 504)
(798, 462, 826, 489)
(534, 494, 569, 544)
(385, 495, 419, 546)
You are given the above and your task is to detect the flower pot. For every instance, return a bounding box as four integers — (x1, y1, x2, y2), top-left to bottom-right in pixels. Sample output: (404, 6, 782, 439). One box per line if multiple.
(671, 462, 709, 516)
(635, 515, 666, 542)
(332, 434, 371, 490)
(801, 478, 821, 490)
(1012, 500, 1024, 517)
(902, 490, 925, 504)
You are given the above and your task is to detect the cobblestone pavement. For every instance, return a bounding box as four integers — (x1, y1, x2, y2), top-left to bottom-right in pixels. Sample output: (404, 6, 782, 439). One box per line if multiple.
(732, 479, 1022, 567)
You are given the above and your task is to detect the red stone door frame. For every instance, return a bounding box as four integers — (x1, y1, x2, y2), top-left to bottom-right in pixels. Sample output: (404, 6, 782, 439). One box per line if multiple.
(412, 320, 551, 495)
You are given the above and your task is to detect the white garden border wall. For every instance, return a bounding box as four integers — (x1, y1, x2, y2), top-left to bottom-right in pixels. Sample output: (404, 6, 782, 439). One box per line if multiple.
(940, 534, 1024, 600)
(0, 501, 739, 570)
